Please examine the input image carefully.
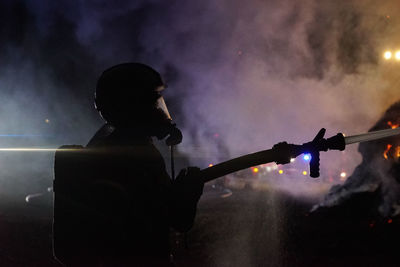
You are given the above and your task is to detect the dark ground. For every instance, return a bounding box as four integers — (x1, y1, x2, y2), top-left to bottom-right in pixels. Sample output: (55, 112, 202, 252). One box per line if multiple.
(0, 186, 398, 266)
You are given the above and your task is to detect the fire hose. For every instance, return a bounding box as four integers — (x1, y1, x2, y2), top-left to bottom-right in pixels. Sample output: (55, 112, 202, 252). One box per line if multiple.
(199, 127, 400, 182)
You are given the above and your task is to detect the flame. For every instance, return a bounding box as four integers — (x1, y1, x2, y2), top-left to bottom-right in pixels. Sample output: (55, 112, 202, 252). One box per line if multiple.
(383, 144, 400, 159)
(383, 144, 393, 159)
(387, 121, 399, 129)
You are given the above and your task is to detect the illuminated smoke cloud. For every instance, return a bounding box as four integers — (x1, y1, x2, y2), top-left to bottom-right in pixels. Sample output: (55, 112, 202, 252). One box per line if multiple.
(0, 0, 399, 197)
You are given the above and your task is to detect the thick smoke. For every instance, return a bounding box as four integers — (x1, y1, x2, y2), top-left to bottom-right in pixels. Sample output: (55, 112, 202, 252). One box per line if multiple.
(0, 0, 398, 203)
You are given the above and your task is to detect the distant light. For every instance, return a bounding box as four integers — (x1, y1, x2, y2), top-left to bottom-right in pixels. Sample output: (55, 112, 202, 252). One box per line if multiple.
(302, 171, 307, 176)
(45, 119, 50, 123)
(278, 169, 283, 174)
(266, 166, 271, 172)
(340, 172, 347, 181)
(290, 158, 295, 163)
(384, 51, 392, 60)
(388, 218, 393, 224)
(252, 167, 259, 173)
(395, 51, 400, 60)
(208, 164, 213, 167)
(303, 154, 311, 161)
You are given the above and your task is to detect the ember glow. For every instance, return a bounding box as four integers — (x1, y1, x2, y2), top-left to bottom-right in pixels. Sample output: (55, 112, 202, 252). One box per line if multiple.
(383, 144, 400, 160)
(383, 144, 393, 159)
(387, 121, 399, 129)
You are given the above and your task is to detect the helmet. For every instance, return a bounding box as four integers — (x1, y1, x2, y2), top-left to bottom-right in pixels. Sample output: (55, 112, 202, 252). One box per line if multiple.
(94, 62, 182, 144)
(94, 63, 166, 125)
(95, 62, 165, 113)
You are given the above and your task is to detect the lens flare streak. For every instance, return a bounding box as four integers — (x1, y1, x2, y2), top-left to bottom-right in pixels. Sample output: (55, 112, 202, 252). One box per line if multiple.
(0, 148, 77, 152)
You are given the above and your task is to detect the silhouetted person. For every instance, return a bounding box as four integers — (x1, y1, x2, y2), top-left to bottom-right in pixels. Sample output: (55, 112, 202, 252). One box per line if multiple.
(53, 63, 204, 266)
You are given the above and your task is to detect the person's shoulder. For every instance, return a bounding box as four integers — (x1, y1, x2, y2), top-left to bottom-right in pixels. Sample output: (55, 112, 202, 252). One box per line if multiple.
(86, 124, 115, 147)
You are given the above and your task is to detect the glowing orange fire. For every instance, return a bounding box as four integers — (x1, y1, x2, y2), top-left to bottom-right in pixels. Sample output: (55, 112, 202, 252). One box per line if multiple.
(382, 121, 400, 159)
(387, 121, 399, 129)
(383, 144, 393, 159)
(383, 144, 400, 160)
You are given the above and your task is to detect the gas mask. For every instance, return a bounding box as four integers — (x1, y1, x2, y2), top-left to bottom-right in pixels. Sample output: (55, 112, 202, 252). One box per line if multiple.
(156, 97, 172, 121)
(155, 96, 183, 146)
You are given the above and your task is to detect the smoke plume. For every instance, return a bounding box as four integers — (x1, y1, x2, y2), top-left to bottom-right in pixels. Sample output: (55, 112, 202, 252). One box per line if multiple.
(0, 0, 399, 213)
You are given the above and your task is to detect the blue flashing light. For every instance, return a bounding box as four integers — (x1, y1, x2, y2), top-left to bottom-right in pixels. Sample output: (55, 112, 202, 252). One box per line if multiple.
(303, 154, 312, 161)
